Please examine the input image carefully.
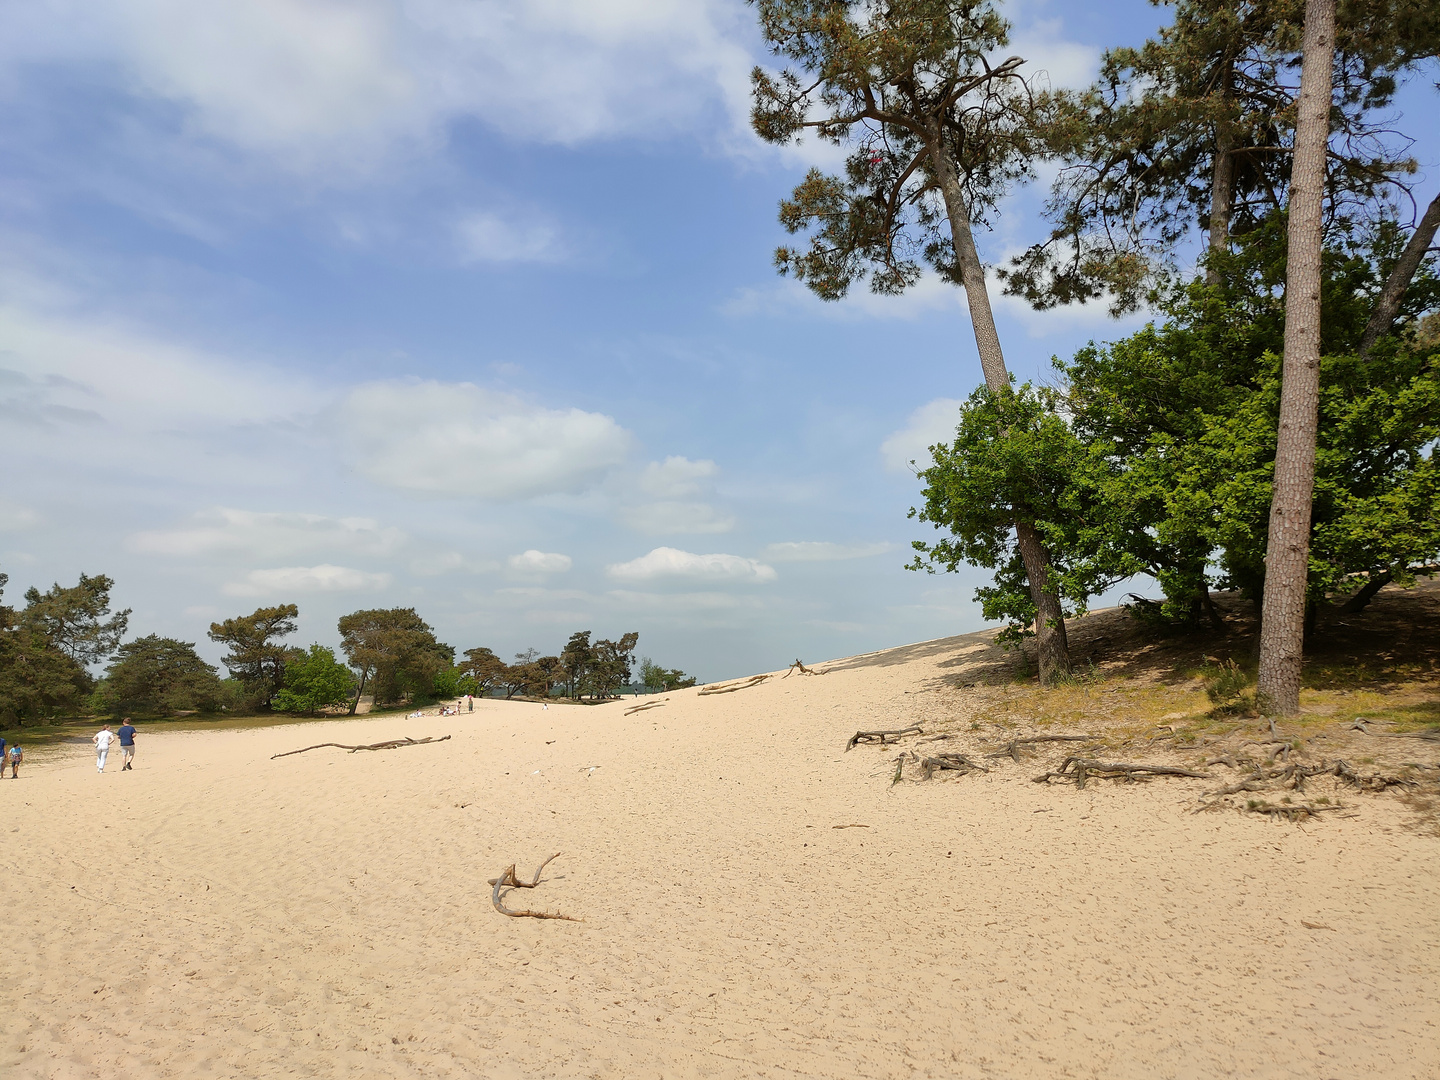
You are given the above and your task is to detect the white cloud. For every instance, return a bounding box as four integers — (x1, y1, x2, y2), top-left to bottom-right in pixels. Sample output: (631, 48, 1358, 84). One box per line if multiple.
(639, 456, 718, 498)
(508, 549, 573, 574)
(132, 507, 405, 560)
(0, 502, 41, 533)
(607, 546, 776, 584)
(620, 501, 735, 535)
(408, 551, 498, 576)
(455, 210, 565, 264)
(1, 0, 759, 175)
(340, 380, 632, 499)
(721, 274, 965, 322)
(763, 541, 893, 562)
(880, 398, 964, 473)
(222, 563, 391, 597)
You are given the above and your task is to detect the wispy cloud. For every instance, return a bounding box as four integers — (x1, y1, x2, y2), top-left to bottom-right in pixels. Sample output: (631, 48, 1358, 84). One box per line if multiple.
(763, 541, 893, 563)
(607, 547, 776, 584)
(222, 564, 392, 597)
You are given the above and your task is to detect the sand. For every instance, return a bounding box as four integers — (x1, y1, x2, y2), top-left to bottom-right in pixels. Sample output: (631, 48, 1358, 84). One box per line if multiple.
(4, 636, 1438, 1079)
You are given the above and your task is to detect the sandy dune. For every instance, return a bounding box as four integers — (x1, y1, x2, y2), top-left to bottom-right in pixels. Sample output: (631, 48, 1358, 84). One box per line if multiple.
(4, 635, 1437, 1079)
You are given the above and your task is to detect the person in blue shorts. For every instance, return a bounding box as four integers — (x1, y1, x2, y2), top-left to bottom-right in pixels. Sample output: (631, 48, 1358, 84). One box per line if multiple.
(6, 743, 20, 779)
(118, 719, 137, 770)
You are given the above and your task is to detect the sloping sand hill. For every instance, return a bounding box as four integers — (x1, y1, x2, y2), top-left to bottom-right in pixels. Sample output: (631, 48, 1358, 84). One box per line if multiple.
(4, 626, 1437, 1079)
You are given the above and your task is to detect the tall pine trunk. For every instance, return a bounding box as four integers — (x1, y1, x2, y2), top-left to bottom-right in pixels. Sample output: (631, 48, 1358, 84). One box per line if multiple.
(929, 138, 1071, 683)
(1257, 0, 1335, 716)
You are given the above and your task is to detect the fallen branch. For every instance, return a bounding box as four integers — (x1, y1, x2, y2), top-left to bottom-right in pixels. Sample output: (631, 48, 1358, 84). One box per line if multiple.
(487, 853, 579, 921)
(271, 735, 452, 760)
(987, 734, 1095, 762)
(624, 700, 666, 716)
(1350, 719, 1440, 742)
(783, 658, 827, 678)
(698, 675, 770, 696)
(1034, 756, 1209, 789)
(846, 726, 922, 751)
(920, 753, 990, 780)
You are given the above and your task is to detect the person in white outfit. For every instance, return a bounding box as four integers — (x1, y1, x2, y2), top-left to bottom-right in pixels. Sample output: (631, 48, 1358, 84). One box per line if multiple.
(94, 725, 115, 773)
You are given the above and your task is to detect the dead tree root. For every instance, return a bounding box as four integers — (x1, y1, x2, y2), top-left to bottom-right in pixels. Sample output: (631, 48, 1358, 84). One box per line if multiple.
(920, 753, 989, 780)
(698, 675, 770, 696)
(1350, 719, 1440, 741)
(272, 735, 451, 760)
(988, 734, 1095, 762)
(624, 700, 666, 716)
(847, 726, 922, 751)
(783, 659, 827, 677)
(487, 853, 579, 921)
(1033, 756, 1209, 789)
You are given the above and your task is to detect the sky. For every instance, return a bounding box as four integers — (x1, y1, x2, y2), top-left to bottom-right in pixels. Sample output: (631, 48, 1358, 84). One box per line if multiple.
(1, 1, 1437, 683)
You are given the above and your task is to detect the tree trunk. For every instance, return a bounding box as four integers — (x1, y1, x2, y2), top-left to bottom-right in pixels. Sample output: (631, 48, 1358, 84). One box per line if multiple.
(1358, 189, 1440, 357)
(928, 136, 1071, 683)
(1206, 95, 1236, 284)
(1257, 0, 1335, 716)
(1337, 569, 1392, 614)
(348, 669, 368, 716)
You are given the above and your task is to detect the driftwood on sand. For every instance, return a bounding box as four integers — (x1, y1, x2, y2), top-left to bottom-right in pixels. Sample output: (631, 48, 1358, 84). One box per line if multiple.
(784, 659, 827, 678)
(846, 726, 922, 751)
(271, 735, 452, 760)
(698, 675, 770, 696)
(487, 853, 579, 921)
(625, 700, 667, 716)
(1033, 756, 1209, 789)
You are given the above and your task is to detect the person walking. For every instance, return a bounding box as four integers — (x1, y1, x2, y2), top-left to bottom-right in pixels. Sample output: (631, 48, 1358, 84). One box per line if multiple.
(6, 743, 20, 779)
(94, 724, 115, 773)
(118, 719, 137, 770)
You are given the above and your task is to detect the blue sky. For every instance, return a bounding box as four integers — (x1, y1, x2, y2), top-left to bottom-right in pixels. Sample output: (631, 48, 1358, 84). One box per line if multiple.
(2, 1, 1436, 682)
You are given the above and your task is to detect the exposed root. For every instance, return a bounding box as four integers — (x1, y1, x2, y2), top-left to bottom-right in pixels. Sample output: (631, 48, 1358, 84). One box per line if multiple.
(987, 734, 1095, 763)
(698, 675, 770, 696)
(271, 735, 452, 760)
(1033, 756, 1209, 789)
(624, 700, 667, 716)
(487, 853, 579, 921)
(847, 726, 923, 751)
(1350, 719, 1440, 741)
(1240, 799, 1344, 822)
(920, 753, 989, 780)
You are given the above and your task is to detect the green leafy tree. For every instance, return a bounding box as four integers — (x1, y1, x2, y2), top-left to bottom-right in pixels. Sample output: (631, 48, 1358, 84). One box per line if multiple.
(337, 608, 453, 708)
(21, 572, 131, 666)
(750, 0, 1074, 681)
(560, 631, 593, 698)
(588, 632, 640, 698)
(208, 604, 299, 710)
(0, 572, 92, 724)
(1007, 0, 1436, 313)
(273, 644, 355, 716)
(639, 657, 698, 692)
(94, 635, 225, 717)
(459, 647, 510, 697)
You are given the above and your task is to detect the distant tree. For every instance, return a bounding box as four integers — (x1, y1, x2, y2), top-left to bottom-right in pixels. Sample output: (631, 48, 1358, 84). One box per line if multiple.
(501, 650, 562, 700)
(273, 644, 355, 716)
(208, 604, 299, 710)
(459, 647, 510, 697)
(639, 657, 698, 692)
(21, 572, 130, 666)
(588, 632, 639, 698)
(337, 608, 454, 708)
(0, 572, 92, 724)
(94, 635, 225, 717)
(560, 631, 593, 698)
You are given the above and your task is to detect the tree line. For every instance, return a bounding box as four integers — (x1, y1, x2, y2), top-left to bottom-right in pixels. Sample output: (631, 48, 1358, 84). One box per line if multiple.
(0, 574, 690, 724)
(752, 0, 1440, 712)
